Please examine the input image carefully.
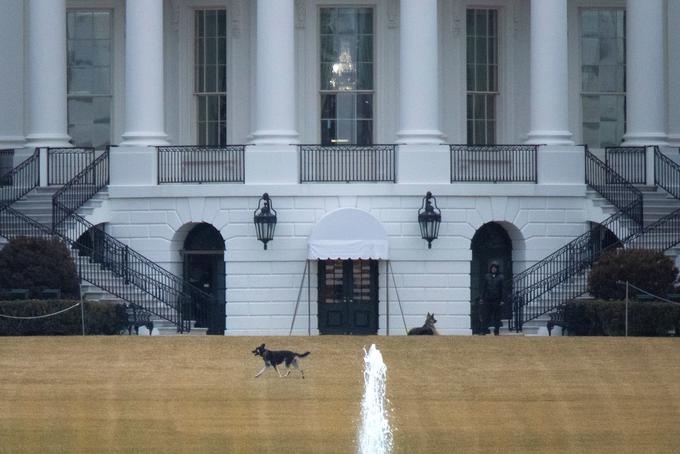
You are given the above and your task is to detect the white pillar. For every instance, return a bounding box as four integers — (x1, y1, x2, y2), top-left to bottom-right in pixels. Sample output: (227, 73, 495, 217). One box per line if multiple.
(669, 0, 680, 146)
(120, 0, 168, 146)
(623, 0, 666, 145)
(26, 0, 71, 148)
(0, 0, 25, 149)
(396, 0, 443, 144)
(251, 0, 298, 145)
(526, 0, 573, 145)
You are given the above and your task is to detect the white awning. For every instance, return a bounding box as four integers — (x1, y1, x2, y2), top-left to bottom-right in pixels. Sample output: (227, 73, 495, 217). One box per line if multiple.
(308, 208, 389, 260)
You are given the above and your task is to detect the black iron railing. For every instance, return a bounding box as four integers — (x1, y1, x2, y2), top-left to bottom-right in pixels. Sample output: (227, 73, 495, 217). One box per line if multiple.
(605, 146, 647, 184)
(509, 149, 644, 331)
(47, 147, 95, 185)
(0, 149, 13, 186)
(450, 145, 538, 183)
(509, 204, 641, 330)
(0, 149, 40, 208)
(0, 206, 197, 331)
(585, 147, 644, 225)
(0, 206, 54, 240)
(51, 151, 214, 332)
(654, 146, 680, 199)
(157, 145, 245, 184)
(52, 148, 109, 227)
(299, 144, 396, 183)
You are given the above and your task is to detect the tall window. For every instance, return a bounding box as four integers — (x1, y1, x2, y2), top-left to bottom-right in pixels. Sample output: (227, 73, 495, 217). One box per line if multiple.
(466, 9, 498, 145)
(195, 9, 227, 146)
(67, 10, 112, 149)
(581, 9, 626, 148)
(320, 8, 374, 145)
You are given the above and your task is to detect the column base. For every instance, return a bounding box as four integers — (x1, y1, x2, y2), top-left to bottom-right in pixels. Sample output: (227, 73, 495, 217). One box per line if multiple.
(667, 134, 680, 147)
(396, 129, 445, 145)
(250, 130, 299, 145)
(525, 130, 574, 146)
(0, 136, 26, 149)
(25, 133, 72, 148)
(120, 131, 169, 147)
(622, 132, 667, 146)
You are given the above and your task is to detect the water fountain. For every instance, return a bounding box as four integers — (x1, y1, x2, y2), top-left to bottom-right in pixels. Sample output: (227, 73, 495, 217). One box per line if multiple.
(358, 344, 393, 454)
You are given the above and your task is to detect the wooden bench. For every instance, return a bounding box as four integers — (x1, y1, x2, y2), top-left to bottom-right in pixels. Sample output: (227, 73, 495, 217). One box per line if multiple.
(125, 304, 154, 335)
(547, 306, 568, 336)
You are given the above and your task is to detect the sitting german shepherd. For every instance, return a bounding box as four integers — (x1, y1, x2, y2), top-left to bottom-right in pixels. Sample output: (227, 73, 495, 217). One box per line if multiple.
(407, 312, 438, 335)
(252, 343, 310, 379)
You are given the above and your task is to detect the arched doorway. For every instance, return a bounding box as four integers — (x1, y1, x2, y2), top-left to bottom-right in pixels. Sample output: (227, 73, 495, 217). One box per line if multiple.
(183, 223, 225, 335)
(470, 222, 513, 334)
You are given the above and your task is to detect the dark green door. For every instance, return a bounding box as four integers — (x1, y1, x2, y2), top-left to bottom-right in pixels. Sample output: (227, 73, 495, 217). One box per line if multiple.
(318, 259, 379, 335)
(470, 223, 512, 334)
(183, 223, 226, 335)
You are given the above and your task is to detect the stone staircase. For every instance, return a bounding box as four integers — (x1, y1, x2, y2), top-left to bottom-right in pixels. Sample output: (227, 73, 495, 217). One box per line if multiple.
(588, 185, 680, 263)
(1, 187, 206, 336)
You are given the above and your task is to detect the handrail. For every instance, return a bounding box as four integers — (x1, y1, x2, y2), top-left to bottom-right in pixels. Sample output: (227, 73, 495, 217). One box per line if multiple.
(52, 147, 110, 228)
(654, 146, 680, 199)
(509, 149, 645, 331)
(510, 204, 641, 330)
(157, 145, 245, 184)
(0, 149, 40, 209)
(1, 206, 193, 331)
(605, 146, 646, 185)
(585, 146, 643, 226)
(52, 150, 215, 332)
(450, 144, 538, 183)
(299, 144, 396, 183)
(47, 147, 95, 185)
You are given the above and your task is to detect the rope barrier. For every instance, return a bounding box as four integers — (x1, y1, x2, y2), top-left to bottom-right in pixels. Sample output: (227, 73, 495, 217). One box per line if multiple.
(0, 301, 82, 320)
(616, 281, 680, 305)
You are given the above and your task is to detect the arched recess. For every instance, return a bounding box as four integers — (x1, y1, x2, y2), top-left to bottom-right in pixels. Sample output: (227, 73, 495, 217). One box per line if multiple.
(588, 221, 622, 256)
(470, 222, 514, 335)
(182, 222, 226, 335)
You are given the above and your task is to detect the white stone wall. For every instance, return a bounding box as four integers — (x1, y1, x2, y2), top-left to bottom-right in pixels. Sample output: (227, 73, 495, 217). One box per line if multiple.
(96, 182, 592, 335)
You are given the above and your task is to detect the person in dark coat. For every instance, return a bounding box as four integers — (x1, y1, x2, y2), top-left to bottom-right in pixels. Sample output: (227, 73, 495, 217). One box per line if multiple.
(480, 262, 505, 335)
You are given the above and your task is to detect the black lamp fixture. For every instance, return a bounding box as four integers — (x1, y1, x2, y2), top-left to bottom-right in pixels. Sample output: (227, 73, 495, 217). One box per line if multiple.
(418, 191, 441, 249)
(254, 193, 277, 250)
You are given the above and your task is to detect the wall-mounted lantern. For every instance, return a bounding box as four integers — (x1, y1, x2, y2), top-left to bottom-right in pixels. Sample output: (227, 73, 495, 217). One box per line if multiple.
(254, 193, 277, 250)
(418, 191, 441, 249)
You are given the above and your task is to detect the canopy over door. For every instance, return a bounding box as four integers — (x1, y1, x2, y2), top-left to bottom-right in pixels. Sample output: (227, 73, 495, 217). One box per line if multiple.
(308, 208, 389, 260)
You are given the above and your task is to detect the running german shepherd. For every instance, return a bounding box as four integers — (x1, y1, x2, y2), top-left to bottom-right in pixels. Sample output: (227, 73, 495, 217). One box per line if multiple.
(252, 343, 310, 379)
(407, 312, 438, 335)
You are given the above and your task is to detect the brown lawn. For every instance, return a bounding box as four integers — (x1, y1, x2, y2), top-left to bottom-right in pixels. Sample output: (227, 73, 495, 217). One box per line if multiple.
(0, 336, 679, 453)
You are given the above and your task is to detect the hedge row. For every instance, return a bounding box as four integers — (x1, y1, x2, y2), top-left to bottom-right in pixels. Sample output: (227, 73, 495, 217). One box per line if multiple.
(0, 300, 127, 336)
(564, 299, 680, 336)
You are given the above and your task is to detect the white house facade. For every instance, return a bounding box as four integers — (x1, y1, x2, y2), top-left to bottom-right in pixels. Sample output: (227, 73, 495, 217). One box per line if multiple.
(1, 0, 680, 336)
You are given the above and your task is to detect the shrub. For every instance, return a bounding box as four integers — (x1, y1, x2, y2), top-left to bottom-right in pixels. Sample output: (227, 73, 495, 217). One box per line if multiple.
(0, 236, 80, 299)
(0, 300, 127, 335)
(564, 299, 680, 336)
(587, 249, 677, 300)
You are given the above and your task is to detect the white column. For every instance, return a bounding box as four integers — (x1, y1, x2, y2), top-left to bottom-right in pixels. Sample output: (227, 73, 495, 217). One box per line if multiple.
(396, 0, 443, 144)
(251, 0, 298, 145)
(669, 0, 680, 146)
(526, 0, 573, 145)
(624, 0, 667, 145)
(25, 0, 71, 148)
(120, 0, 168, 146)
(0, 0, 25, 149)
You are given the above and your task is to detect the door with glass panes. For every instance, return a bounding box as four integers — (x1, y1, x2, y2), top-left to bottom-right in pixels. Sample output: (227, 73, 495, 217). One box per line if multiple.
(318, 259, 378, 335)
